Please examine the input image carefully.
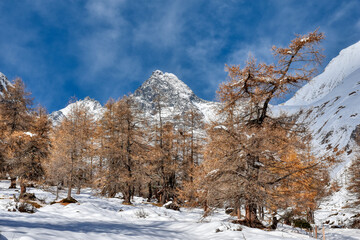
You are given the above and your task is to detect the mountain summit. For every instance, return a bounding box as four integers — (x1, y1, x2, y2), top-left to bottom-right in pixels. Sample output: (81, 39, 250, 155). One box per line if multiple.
(49, 96, 103, 124)
(134, 70, 198, 103)
(133, 70, 218, 122)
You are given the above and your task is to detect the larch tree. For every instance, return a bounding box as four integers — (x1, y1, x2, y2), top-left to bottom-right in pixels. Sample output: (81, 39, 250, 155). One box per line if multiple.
(179, 108, 204, 183)
(48, 100, 95, 201)
(348, 154, 360, 205)
(17, 106, 52, 196)
(175, 108, 205, 205)
(98, 96, 146, 204)
(0, 78, 33, 189)
(203, 30, 331, 227)
(147, 93, 181, 204)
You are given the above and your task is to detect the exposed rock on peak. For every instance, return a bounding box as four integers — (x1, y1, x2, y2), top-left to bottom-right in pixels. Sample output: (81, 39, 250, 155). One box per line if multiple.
(0, 72, 11, 96)
(134, 70, 199, 104)
(133, 70, 218, 123)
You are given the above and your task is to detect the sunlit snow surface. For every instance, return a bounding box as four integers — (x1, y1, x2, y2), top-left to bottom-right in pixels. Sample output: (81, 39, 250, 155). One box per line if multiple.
(1, 180, 360, 240)
(285, 41, 360, 106)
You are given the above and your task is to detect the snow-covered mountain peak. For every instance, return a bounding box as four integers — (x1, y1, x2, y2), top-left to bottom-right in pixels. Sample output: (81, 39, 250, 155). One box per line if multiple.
(285, 40, 360, 106)
(49, 71, 218, 125)
(49, 97, 104, 125)
(133, 70, 218, 123)
(136, 70, 195, 101)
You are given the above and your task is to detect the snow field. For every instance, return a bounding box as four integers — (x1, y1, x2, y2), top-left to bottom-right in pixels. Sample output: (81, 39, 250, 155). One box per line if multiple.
(3, 180, 359, 239)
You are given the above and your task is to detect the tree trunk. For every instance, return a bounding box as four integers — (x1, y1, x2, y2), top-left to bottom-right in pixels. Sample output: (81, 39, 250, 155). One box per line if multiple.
(90, 156, 93, 181)
(123, 185, 132, 204)
(67, 153, 74, 200)
(20, 181, 26, 197)
(259, 206, 264, 220)
(307, 209, 315, 224)
(147, 183, 152, 202)
(237, 206, 241, 220)
(67, 183, 72, 199)
(203, 200, 208, 212)
(245, 203, 258, 226)
(132, 186, 135, 200)
(56, 183, 60, 200)
(270, 216, 278, 230)
(9, 177, 17, 188)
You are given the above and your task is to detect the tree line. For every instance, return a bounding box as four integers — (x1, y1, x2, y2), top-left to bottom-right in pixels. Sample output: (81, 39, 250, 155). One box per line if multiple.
(0, 30, 348, 228)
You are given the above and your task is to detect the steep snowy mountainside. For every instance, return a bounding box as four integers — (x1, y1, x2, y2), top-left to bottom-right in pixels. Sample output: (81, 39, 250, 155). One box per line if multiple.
(133, 70, 219, 123)
(0, 72, 11, 96)
(272, 40, 360, 220)
(276, 40, 360, 181)
(285, 40, 360, 106)
(49, 96, 104, 124)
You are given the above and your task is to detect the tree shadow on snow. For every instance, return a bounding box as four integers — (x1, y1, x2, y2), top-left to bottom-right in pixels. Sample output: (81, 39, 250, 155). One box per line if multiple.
(0, 219, 187, 239)
(0, 234, 8, 240)
(324, 232, 359, 240)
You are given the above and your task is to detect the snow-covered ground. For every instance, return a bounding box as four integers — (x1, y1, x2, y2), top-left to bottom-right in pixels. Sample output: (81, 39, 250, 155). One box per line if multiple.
(1, 181, 360, 240)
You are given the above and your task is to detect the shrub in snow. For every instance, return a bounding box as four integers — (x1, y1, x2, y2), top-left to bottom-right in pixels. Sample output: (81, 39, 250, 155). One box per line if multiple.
(282, 210, 295, 225)
(20, 193, 37, 201)
(17, 202, 36, 213)
(350, 215, 360, 229)
(215, 222, 242, 233)
(292, 218, 312, 230)
(60, 197, 78, 204)
(225, 207, 234, 215)
(135, 208, 149, 218)
(6, 201, 36, 213)
(164, 201, 180, 211)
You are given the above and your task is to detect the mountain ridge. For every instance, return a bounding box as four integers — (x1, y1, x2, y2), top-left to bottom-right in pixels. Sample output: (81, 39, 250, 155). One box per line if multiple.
(285, 40, 360, 106)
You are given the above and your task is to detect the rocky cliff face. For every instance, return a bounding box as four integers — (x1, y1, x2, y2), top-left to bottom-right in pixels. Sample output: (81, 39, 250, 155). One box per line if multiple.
(0, 72, 11, 96)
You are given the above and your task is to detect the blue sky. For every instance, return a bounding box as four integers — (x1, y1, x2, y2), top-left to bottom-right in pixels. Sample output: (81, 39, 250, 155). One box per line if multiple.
(0, 0, 359, 112)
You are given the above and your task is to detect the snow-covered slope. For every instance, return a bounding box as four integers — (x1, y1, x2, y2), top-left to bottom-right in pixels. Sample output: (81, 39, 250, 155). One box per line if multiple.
(133, 70, 218, 123)
(285, 41, 360, 105)
(49, 97, 104, 124)
(274, 40, 360, 216)
(280, 41, 360, 175)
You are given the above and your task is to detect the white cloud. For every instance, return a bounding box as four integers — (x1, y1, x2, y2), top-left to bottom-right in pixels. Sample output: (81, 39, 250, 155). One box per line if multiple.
(85, 0, 126, 26)
(133, 1, 186, 48)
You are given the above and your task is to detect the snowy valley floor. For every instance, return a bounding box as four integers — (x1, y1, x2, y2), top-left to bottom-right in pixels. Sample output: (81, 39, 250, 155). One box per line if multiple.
(1, 180, 360, 240)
